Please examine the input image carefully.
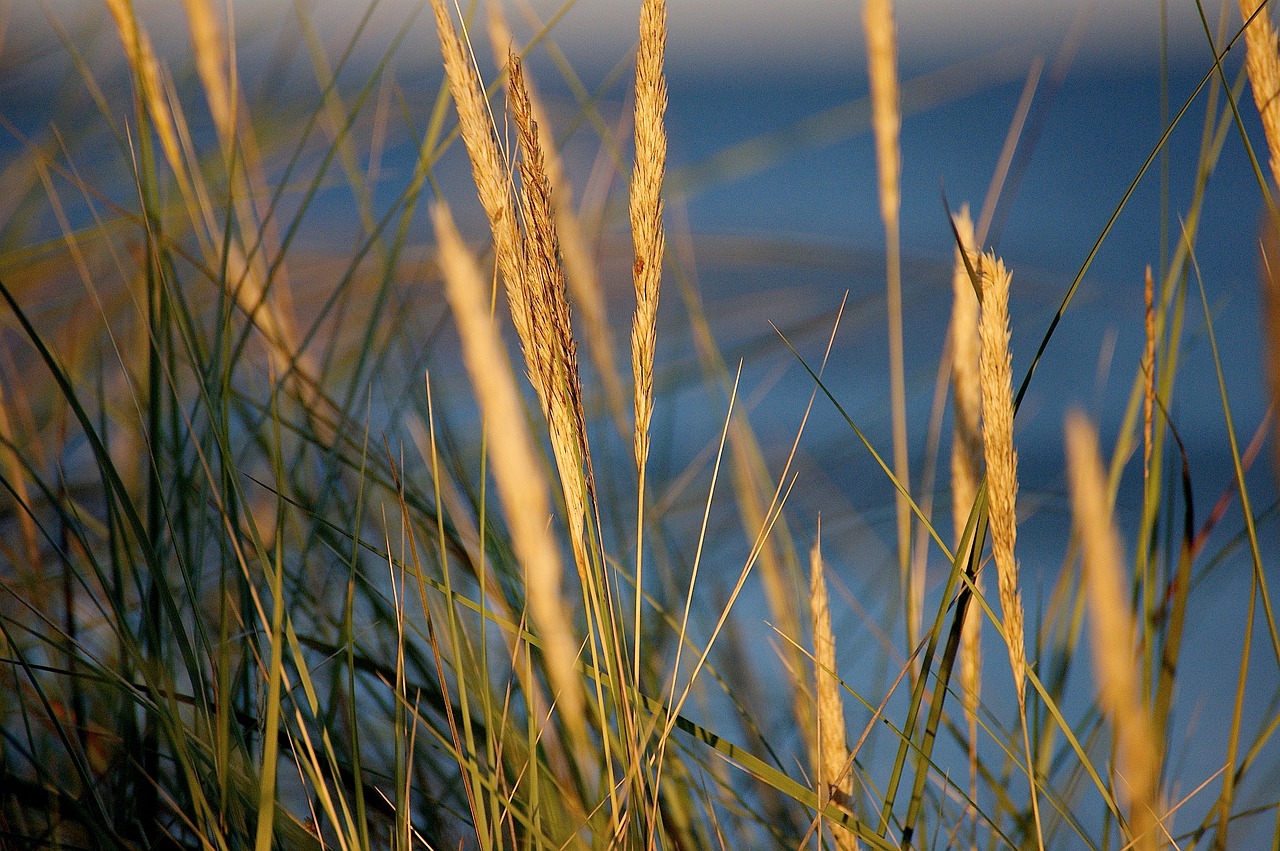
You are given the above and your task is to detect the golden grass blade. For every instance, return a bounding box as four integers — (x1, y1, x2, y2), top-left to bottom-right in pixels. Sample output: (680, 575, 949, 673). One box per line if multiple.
(1238, 0, 1280, 189)
(976, 250, 1043, 848)
(102, 0, 186, 205)
(810, 527, 859, 851)
(431, 201, 584, 749)
(950, 203, 981, 555)
(863, 0, 901, 226)
(1065, 411, 1163, 851)
(178, 0, 233, 145)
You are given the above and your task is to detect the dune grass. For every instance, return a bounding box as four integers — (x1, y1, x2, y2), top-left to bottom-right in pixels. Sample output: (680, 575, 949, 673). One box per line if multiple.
(1, 0, 1278, 848)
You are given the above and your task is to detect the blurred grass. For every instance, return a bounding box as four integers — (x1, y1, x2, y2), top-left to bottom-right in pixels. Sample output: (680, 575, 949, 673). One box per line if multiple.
(0, 0, 1278, 849)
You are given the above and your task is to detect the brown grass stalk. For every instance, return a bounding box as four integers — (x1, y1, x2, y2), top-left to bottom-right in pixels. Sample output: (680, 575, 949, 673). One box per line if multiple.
(1265, 213, 1280, 479)
(178, 0, 233, 145)
(1143, 265, 1156, 480)
(810, 529, 858, 851)
(431, 201, 584, 747)
(1065, 411, 1163, 851)
(1239, 0, 1280, 190)
(977, 250, 1042, 847)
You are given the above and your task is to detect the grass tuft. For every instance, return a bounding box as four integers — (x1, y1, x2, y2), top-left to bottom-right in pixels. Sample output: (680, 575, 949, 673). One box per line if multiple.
(1, 0, 1278, 848)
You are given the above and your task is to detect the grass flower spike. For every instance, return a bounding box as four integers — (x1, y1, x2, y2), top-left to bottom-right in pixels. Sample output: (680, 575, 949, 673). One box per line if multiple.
(977, 250, 1043, 847)
(810, 530, 859, 851)
(1066, 412, 1163, 851)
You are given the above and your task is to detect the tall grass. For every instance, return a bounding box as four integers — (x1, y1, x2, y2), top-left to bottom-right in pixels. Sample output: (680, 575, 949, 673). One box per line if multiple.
(1, 0, 1278, 848)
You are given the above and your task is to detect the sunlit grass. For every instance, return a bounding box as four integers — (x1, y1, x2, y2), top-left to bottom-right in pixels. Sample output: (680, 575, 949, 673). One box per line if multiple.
(1, 0, 1278, 849)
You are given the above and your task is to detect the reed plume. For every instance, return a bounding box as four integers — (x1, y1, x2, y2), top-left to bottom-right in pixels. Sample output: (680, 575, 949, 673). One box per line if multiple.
(863, 0, 901, 224)
(1239, 0, 1280, 189)
(508, 53, 593, 580)
(977, 252, 1024, 697)
(810, 530, 859, 851)
(949, 205, 983, 839)
(1065, 412, 1163, 851)
(629, 0, 668, 692)
(487, 1, 629, 429)
(630, 0, 668, 475)
(430, 0, 529, 342)
(862, 0, 912, 633)
(977, 250, 1043, 846)
(432, 1, 595, 579)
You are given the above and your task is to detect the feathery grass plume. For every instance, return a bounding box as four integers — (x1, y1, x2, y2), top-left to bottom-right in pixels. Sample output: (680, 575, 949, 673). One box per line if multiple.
(949, 205, 983, 837)
(862, 0, 912, 631)
(487, 1, 629, 430)
(1065, 411, 1163, 851)
(630, 0, 667, 692)
(508, 53, 593, 575)
(431, 201, 584, 748)
(630, 0, 668, 474)
(1239, 0, 1280, 189)
(430, 0, 531, 344)
(977, 250, 1043, 846)
(977, 252, 1023, 693)
(863, 0, 901, 224)
(950, 204, 981, 551)
(810, 529, 859, 851)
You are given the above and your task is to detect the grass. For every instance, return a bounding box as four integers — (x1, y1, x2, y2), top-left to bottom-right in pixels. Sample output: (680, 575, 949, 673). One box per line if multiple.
(1, 0, 1278, 848)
